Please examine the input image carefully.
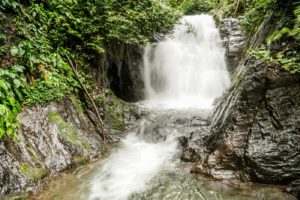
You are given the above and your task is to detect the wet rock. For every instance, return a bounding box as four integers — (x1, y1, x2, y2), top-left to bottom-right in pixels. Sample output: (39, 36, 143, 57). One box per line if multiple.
(191, 118, 207, 126)
(180, 126, 210, 163)
(287, 180, 300, 199)
(178, 136, 189, 148)
(181, 148, 201, 162)
(203, 58, 300, 184)
(219, 18, 246, 74)
(194, 12, 300, 199)
(0, 144, 4, 155)
(0, 97, 106, 195)
(175, 118, 189, 125)
(97, 42, 144, 102)
(190, 163, 204, 174)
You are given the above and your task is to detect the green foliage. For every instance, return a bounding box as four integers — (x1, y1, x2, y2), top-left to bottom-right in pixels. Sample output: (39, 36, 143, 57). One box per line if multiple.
(239, 0, 276, 33)
(210, 0, 236, 21)
(167, 0, 213, 14)
(0, 0, 20, 11)
(24, 73, 79, 106)
(276, 52, 300, 73)
(263, 4, 300, 74)
(267, 5, 300, 45)
(209, 0, 300, 74)
(267, 27, 292, 46)
(209, 0, 277, 33)
(250, 46, 300, 74)
(102, 0, 180, 44)
(0, 65, 26, 139)
(249, 46, 272, 61)
(0, 33, 9, 56)
(167, 0, 280, 32)
(292, 6, 300, 40)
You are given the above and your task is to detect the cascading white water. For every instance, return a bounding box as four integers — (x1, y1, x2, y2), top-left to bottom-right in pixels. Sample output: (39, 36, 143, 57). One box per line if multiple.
(88, 133, 178, 200)
(144, 14, 230, 109)
(88, 14, 230, 200)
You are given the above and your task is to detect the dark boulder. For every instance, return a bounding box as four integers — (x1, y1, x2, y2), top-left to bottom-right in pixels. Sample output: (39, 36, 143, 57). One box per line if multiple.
(96, 42, 144, 102)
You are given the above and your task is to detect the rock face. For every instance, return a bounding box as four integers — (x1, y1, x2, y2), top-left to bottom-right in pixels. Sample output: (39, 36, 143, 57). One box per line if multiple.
(0, 97, 105, 195)
(219, 18, 246, 74)
(189, 14, 300, 197)
(202, 59, 300, 182)
(96, 42, 144, 102)
(179, 119, 210, 163)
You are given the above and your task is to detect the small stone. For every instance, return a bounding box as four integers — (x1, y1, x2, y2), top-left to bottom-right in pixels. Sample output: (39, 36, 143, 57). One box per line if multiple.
(181, 148, 201, 162)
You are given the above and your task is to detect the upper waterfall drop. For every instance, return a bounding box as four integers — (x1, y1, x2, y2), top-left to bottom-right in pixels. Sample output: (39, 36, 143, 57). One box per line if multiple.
(143, 14, 230, 109)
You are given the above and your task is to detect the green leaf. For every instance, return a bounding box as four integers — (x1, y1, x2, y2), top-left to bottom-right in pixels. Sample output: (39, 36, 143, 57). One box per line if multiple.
(10, 46, 19, 56)
(6, 127, 14, 138)
(0, 128, 4, 139)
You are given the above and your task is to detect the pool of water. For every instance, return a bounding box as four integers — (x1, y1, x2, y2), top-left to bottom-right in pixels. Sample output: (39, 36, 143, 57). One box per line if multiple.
(37, 154, 294, 200)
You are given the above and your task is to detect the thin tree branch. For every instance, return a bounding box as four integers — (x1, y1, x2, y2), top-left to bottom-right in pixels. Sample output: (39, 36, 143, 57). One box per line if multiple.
(65, 55, 110, 142)
(234, 0, 241, 16)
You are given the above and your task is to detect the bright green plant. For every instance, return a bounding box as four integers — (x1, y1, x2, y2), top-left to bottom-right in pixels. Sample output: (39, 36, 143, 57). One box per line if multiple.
(250, 46, 300, 74)
(267, 5, 300, 45)
(0, 65, 26, 139)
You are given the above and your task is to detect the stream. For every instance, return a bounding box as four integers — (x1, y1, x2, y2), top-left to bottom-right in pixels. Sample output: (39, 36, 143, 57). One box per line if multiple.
(38, 108, 293, 200)
(38, 15, 295, 200)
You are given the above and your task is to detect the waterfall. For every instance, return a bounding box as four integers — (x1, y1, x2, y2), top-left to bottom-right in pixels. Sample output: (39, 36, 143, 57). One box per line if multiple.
(38, 14, 293, 200)
(87, 14, 230, 200)
(143, 14, 230, 109)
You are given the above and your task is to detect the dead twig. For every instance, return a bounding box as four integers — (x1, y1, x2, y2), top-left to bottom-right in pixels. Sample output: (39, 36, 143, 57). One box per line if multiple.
(65, 55, 109, 142)
(234, 0, 241, 17)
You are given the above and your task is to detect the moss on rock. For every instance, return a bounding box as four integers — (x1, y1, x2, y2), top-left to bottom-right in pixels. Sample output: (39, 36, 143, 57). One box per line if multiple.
(94, 89, 128, 134)
(4, 193, 28, 200)
(69, 95, 84, 115)
(19, 164, 47, 181)
(47, 111, 91, 150)
(72, 154, 89, 166)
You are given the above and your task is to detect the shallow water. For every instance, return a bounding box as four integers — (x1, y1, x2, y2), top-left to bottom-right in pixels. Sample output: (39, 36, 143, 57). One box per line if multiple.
(38, 145, 294, 200)
(37, 109, 295, 200)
